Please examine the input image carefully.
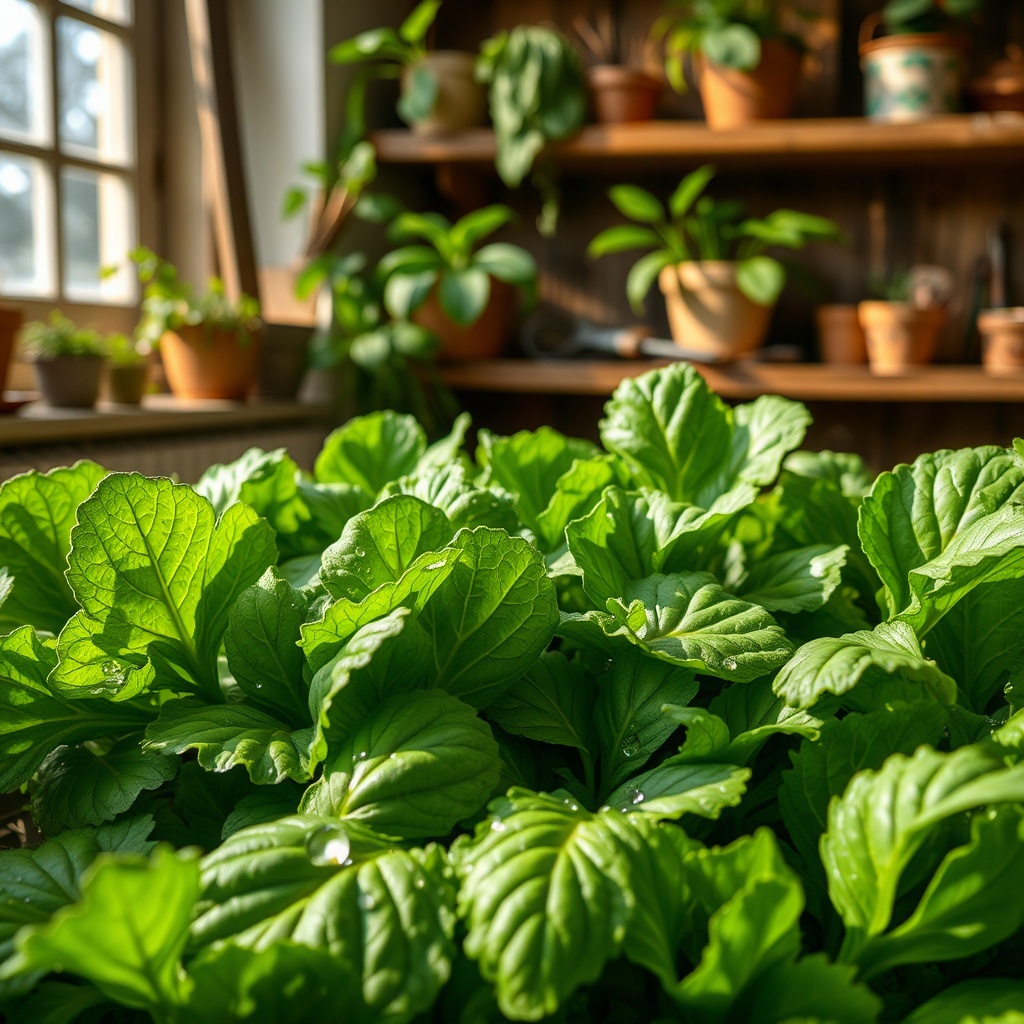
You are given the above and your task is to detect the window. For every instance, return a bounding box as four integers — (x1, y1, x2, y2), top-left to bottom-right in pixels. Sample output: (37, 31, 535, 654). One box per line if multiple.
(0, 0, 138, 307)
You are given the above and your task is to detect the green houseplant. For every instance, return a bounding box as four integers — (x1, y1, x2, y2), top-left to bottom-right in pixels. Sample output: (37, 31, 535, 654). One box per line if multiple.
(860, 0, 986, 120)
(654, 0, 809, 128)
(380, 203, 537, 360)
(18, 311, 106, 408)
(589, 163, 840, 358)
(102, 332, 150, 406)
(128, 248, 261, 402)
(329, 0, 486, 135)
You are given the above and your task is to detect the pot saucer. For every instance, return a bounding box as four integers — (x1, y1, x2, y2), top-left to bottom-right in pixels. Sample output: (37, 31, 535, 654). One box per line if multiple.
(0, 391, 39, 414)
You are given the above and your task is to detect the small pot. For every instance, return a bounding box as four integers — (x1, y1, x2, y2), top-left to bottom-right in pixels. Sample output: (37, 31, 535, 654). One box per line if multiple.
(412, 278, 516, 361)
(858, 302, 945, 375)
(860, 15, 964, 122)
(402, 51, 487, 135)
(970, 46, 1024, 114)
(105, 362, 150, 405)
(160, 324, 259, 401)
(0, 305, 22, 393)
(659, 262, 773, 358)
(586, 65, 662, 124)
(34, 355, 105, 408)
(815, 305, 867, 364)
(696, 38, 802, 130)
(978, 308, 1024, 375)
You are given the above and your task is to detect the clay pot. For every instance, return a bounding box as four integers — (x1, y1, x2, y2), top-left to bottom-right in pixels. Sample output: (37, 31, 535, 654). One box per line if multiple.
(815, 305, 867, 365)
(160, 325, 258, 400)
(659, 262, 773, 359)
(0, 305, 22, 393)
(696, 38, 802, 130)
(586, 65, 662, 124)
(105, 362, 150, 405)
(860, 15, 964, 122)
(33, 355, 105, 408)
(978, 308, 1024, 375)
(858, 302, 945, 375)
(402, 51, 487, 135)
(412, 278, 516, 361)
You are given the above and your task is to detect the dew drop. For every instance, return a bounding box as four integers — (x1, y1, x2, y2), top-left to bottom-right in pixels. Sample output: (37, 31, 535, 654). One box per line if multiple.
(254, 682, 263, 690)
(722, 657, 738, 672)
(490, 819, 507, 833)
(631, 789, 645, 805)
(809, 562, 826, 579)
(306, 825, 351, 867)
(354, 548, 366, 558)
(426, 559, 447, 571)
(358, 892, 377, 911)
(101, 659, 122, 678)
(414, 876, 426, 889)
(620, 732, 641, 758)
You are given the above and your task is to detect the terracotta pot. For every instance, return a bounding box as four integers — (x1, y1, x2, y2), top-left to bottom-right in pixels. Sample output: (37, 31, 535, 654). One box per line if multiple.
(696, 38, 802, 130)
(860, 15, 964, 122)
(402, 51, 487, 135)
(978, 308, 1024, 375)
(105, 362, 150, 405)
(0, 305, 22, 393)
(815, 305, 867, 364)
(412, 278, 516, 361)
(659, 262, 773, 359)
(586, 65, 662, 124)
(160, 324, 258, 400)
(858, 302, 945, 375)
(33, 355, 105, 408)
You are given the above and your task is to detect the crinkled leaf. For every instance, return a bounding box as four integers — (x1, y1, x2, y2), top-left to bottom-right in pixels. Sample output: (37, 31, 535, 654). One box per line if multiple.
(533, 455, 624, 553)
(606, 761, 749, 820)
(737, 544, 848, 614)
(902, 980, 1024, 1024)
(314, 411, 426, 493)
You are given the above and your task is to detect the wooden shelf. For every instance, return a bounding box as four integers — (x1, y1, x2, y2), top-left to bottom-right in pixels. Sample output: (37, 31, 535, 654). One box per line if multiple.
(437, 360, 1024, 403)
(372, 114, 1024, 171)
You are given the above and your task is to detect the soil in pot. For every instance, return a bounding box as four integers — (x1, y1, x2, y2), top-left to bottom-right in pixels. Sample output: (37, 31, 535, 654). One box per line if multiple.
(403, 51, 487, 135)
(696, 38, 802, 130)
(659, 262, 773, 360)
(411, 278, 517, 361)
(105, 362, 150, 405)
(0, 305, 22, 393)
(815, 305, 867, 365)
(586, 65, 662, 124)
(160, 325, 259, 401)
(858, 302, 945, 375)
(34, 355, 105, 408)
(978, 308, 1024, 375)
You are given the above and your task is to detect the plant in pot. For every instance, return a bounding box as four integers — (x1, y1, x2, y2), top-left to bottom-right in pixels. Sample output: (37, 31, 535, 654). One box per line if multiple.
(18, 311, 106, 408)
(574, 9, 663, 124)
(475, 25, 587, 235)
(859, 269, 948, 375)
(129, 248, 261, 402)
(860, 0, 986, 121)
(328, 0, 486, 135)
(103, 332, 150, 405)
(654, 0, 810, 129)
(378, 203, 538, 361)
(588, 163, 841, 359)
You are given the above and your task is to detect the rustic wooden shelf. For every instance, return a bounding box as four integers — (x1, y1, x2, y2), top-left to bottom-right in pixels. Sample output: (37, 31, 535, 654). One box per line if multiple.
(372, 114, 1024, 171)
(437, 360, 1024, 404)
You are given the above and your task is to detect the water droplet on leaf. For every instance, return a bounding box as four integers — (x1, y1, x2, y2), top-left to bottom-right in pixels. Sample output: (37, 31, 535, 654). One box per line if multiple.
(631, 789, 645, 805)
(722, 657, 738, 671)
(490, 819, 507, 833)
(621, 732, 641, 758)
(306, 825, 351, 867)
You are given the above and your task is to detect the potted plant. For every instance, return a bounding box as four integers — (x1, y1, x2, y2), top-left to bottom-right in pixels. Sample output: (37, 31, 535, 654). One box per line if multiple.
(588, 164, 841, 358)
(17, 312, 106, 408)
(475, 25, 587, 234)
(858, 271, 947, 375)
(574, 10, 663, 124)
(977, 306, 1024, 375)
(129, 248, 261, 402)
(103, 332, 150, 405)
(379, 203, 538, 360)
(328, 0, 486, 135)
(654, 0, 809, 129)
(860, 0, 986, 122)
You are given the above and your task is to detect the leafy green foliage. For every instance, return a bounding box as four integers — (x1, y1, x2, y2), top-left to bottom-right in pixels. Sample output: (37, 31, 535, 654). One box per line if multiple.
(1, 362, 1023, 1022)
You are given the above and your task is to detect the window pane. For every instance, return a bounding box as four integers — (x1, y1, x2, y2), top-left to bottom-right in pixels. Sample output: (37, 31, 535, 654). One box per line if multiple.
(61, 0, 131, 26)
(61, 166, 134, 302)
(0, 153, 55, 297)
(57, 17, 133, 164)
(0, 0, 50, 145)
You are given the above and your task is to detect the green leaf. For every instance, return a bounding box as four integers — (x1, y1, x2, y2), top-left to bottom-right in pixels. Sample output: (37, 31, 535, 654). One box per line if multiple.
(300, 690, 500, 838)
(451, 206, 515, 253)
(0, 626, 154, 792)
(605, 760, 749, 820)
(772, 620, 957, 711)
(397, 62, 438, 124)
(398, 0, 441, 44)
(534, 455, 624, 553)
(223, 567, 314, 726)
(144, 700, 312, 785)
(328, 27, 408, 64)
(605, 572, 793, 683)
(608, 184, 665, 224)
(472, 242, 537, 291)
(0, 461, 106, 633)
(32, 740, 177, 834)
(477, 426, 599, 536)
(587, 225, 663, 258)
(439, 268, 491, 326)
(314, 411, 426, 493)
(736, 544, 848, 613)
(456, 790, 637, 1020)
(703, 23, 762, 70)
(626, 251, 673, 314)
(668, 164, 716, 220)
(593, 648, 698, 797)
(3, 846, 198, 1015)
(192, 816, 455, 1022)
(384, 268, 437, 320)
(55, 475, 276, 701)
(902, 981, 1024, 1024)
